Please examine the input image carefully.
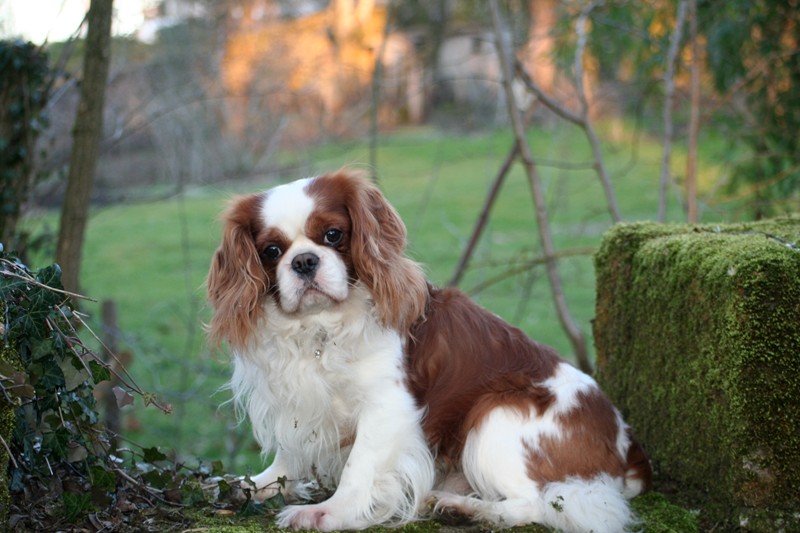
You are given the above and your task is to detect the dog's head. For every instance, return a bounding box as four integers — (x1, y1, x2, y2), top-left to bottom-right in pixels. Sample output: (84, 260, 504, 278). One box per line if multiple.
(207, 171, 428, 350)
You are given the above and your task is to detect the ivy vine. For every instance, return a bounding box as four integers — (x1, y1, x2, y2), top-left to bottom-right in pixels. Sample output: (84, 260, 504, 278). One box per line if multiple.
(0, 40, 51, 247)
(0, 247, 286, 530)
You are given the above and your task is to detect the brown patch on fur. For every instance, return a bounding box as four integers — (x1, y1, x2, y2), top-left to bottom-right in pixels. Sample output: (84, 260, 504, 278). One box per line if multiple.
(624, 428, 653, 492)
(524, 388, 627, 486)
(306, 171, 428, 332)
(207, 193, 271, 351)
(406, 287, 561, 463)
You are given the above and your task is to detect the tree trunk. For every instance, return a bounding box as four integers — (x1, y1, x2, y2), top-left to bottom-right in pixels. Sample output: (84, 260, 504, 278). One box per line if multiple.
(56, 0, 114, 294)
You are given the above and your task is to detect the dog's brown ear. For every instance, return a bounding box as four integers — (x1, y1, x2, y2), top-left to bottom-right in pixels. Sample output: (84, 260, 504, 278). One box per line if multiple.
(206, 194, 269, 351)
(347, 176, 428, 331)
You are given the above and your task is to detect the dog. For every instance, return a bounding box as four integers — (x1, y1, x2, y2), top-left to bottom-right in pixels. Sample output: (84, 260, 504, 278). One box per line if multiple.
(206, 170, 651, 532)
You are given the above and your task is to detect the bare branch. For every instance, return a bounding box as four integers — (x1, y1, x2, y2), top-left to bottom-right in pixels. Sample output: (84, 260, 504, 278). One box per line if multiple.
(449, 143, 518, 287)
(515, 62, 583, 124)
(489, 0, 591, 373)
(514, 1, 622, 224)
(0, 258, 97, 303)
(466, 246, 596, 296)
(69, 311, 173, 415)
(0, 433, 18, 469)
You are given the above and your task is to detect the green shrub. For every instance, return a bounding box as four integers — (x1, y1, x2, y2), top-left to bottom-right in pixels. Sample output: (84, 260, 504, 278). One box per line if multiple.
(0, 247, 114, 527)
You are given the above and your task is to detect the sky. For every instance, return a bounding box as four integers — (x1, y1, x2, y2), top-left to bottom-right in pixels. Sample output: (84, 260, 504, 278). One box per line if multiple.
(0, 0, 151, 44)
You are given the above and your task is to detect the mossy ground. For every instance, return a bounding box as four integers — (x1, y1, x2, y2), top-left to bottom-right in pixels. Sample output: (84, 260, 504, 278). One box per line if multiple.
(594, 216, 800, 532)
(178, 491, 695, 533)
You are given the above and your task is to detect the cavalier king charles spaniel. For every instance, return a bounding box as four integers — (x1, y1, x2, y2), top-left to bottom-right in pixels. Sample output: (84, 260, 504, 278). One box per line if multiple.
(206, 171, 651, 532)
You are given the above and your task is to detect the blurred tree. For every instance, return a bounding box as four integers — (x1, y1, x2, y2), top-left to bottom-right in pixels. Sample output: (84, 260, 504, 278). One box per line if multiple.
(703, 0, 800, 217)
(56, 0, 114, 293)
(580, 0, 799, 218)
(524, 0, 557, 94)
(0, 41, 50, 250)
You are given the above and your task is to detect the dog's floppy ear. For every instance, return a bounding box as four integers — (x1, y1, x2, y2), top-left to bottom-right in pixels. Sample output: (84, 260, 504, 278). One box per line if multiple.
(347, 176, 428, 331)
(206, 194, 268, 351)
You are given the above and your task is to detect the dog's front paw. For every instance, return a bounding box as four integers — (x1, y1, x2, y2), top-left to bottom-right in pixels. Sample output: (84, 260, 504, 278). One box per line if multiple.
(277, 503, 342, 531)
(236, 475, 283, 502)
(427, 491, 474, 525)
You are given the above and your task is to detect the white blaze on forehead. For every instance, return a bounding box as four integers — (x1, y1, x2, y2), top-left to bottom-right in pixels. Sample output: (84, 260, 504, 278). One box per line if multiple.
(260, 178, 315, 238)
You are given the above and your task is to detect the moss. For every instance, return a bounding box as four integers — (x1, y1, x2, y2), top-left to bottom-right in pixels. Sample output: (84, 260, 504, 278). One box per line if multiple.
(1, 317, 18, 533)
(182, 506, 696, 533)
(594, 216, 800, 531)
(630, 492, 699, 533)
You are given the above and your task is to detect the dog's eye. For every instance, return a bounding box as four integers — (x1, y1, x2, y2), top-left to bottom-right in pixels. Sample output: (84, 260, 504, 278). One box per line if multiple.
(323, 229, 343, 246)
(262, 245, 282, 261)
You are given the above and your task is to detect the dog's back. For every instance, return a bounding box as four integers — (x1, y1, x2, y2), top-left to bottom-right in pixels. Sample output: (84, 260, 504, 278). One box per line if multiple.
(407, 286, 652, 532)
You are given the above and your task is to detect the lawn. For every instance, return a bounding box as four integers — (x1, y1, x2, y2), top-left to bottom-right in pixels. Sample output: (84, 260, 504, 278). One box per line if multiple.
(42, 121, 737, 471)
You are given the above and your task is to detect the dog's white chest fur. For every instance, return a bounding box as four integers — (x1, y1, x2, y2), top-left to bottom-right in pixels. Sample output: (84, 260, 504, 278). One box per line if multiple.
(230, 290, 410, 488)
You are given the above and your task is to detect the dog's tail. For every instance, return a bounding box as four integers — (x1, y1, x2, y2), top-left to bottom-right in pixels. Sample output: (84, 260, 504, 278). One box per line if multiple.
(537, 474, 637, 533)
(432, 473, 637, 533)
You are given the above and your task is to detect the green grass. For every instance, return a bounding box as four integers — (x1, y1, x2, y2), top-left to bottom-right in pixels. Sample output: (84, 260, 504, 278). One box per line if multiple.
(29, 122, 740, 471)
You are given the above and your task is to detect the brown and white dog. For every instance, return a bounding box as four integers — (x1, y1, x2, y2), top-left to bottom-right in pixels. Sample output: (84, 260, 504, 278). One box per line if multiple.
(206, 171, 651, 532)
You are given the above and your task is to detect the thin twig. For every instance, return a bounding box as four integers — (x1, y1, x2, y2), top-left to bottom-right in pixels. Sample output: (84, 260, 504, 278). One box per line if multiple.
(0, 433, 19, 469)
(0, 259, 97, 302)
(574, 1, 601, 117)
(658, 0, 688, 222)
(110, 464, 189, 508)
(515, 62, 582, 124)
(449, 143, 519, 287)
(513, 1, 622, 223)
(685, 0, 700, 223)
(467, 247, 596, 296)
(70, 311, 173, 415)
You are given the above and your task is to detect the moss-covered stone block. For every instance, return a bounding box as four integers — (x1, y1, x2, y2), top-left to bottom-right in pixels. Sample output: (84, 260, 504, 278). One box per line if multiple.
(593, 216, 800, 531)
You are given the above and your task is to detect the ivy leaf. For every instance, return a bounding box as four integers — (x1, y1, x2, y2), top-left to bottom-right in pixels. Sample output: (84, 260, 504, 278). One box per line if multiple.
(216, 478, 233, 501)
(60, 357, 90, 392)
(238, 499, 266, 517)
(62, 492, 93, 523)
(89, 464, 117, 493)
(30, 359, 65, 391)
(42, 426, 72, 462)
(66, 441, 88, 463)
(142, 446, 168, 464)
(112, 386, 134, 408)
(88, 465, 116, 508)
(89, 361, 111, 384)
(35, 263, 63, 290)
(141, 469, 170, 490)
(261, 490, 286, 510)
(65, 391, 99, 425)
(30, 338, 53, 360)
(181, 480, 206, 506)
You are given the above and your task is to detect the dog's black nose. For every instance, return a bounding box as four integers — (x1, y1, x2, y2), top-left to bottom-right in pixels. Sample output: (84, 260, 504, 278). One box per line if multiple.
(292, 252, 320, 277)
